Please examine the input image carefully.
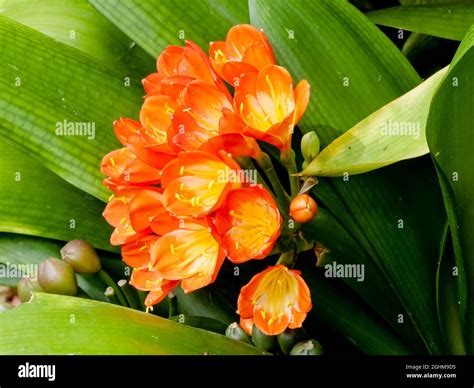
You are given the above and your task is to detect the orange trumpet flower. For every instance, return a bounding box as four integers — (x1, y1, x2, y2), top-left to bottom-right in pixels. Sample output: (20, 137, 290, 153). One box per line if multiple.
(168, 80, 233, 151)
(101, 148, 162, 186)
(209, 24, 276, 86)
(235, 65, 310, 152)
(161, 150, 241, 217)
(130, 266, 179, 308)
(150, 221, 225, 294)
(237, 265, 312, 336)
(215, 186, 281, 263)
(143, 41, 224, 98)
(103, 188, 143, 246)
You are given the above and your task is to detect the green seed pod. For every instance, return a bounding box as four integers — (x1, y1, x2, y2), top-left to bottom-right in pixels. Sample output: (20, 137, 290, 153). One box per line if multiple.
(290, 339, 324, 355)
(60, 239, 101, 274)
(251, 325, 277, 351)
(301, 131, 320, 163)
(17, 277, 43, 303)
(38, 257, 78, 296)
(225, 322, 252, 344)
(277, 328, 308, 355)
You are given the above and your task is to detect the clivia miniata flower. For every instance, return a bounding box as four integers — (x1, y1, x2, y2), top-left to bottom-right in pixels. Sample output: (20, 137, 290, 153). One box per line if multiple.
(238, 265, 312, 336)
(101, 23, 313, 334)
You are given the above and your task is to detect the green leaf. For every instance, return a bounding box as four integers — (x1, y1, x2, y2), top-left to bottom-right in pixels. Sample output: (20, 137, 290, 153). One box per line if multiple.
(302, 209, 426, 352)
(0, 145, 114, 251)
(251, 0, 445, 353)
(436, 224, 466, 354)
(0, 293, 265, 354)
(426, 44, 474, 351)
(0, 0, 154, 78)
(300, 67, 447, 176)
(298, 259, 412, 355)
(90, 0, 249, 57)
(400, 0, 474, 6)
(175, 286, 237, 325)
(0, 16, 143, 201)
(169, 314, 228, 334)
(367, 4, 474, 41)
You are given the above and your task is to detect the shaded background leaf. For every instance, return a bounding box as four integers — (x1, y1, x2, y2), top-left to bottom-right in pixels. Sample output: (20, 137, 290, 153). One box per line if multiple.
(367, 4, 474, 41)
(250, 0, 445, 353)
(90, 0, 249, 57)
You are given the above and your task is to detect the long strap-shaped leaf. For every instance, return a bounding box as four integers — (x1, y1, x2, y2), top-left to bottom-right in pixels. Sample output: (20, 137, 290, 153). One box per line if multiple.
(90, 0, 249, 57)
(0, 16, 143, 201)
(427, 27, 474, 352)
(250, 0, 445, 353)
(0, 293, 265, 355)
(300, 67, 448, 176)
(367, 4, 474, 41)
(0, 0, 154, 79)
(0, 144, 115, 251)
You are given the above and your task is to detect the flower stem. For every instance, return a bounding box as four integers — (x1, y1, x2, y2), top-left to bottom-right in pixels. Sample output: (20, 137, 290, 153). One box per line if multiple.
(281, 149, 300, 198)
(256, 153, 290, 209)
(99, 269, 128, 307)
(276, 251, 295, 267)
(118, 279, 141, 310)
(235, 156, 271, 193)
(168, 292, 178, 317)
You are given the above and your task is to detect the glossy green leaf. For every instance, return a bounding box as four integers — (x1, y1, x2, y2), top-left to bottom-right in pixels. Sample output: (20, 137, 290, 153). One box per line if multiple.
(436, 225, 466, 354)
(426, 44, 474, 351)
(251, 0, 445, 353)
(175, 286, 237, 325)
(90, 0, 249, 57)
(302, 209, 426, 352)
(401, 0, 474, 5)
(0, 293, 265, 354)
(298, 259, 412, 355)
(0, 145, 114, 251)
(367, 4, 474, 41)
(0, 16, 142, 201)
(300, 67, 447, 176)
(0, 0, 154, 78)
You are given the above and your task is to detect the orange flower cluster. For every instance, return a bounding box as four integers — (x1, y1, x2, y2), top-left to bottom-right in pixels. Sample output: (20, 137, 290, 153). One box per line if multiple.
(101, 24, 311, 335)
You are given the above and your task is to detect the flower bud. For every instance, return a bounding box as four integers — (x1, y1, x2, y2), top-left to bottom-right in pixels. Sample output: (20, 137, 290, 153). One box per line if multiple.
(290, 339, 324, 355)
(225, 322, 251, 344)
(251, 325, 277, 351)
(17, 277, 43, 303)
(301, 132, 320, 163)
(38, 257, 77, 296)
(60, 239, 101, 274)
(277, 328, 308, 355)
(290, 194, 318, 223)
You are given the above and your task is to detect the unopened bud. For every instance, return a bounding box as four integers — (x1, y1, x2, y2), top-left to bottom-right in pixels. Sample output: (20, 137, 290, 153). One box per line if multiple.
(301, 132, 320, 163)
(277, 328, 308, 355)
(17, 277, 43, 303)
(290, 194, 318, 223)
(225, 322, 251, 344)
(60, 240, 101, 274)
(38, 257, 77, 296)
(290, 339, 324, 355)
